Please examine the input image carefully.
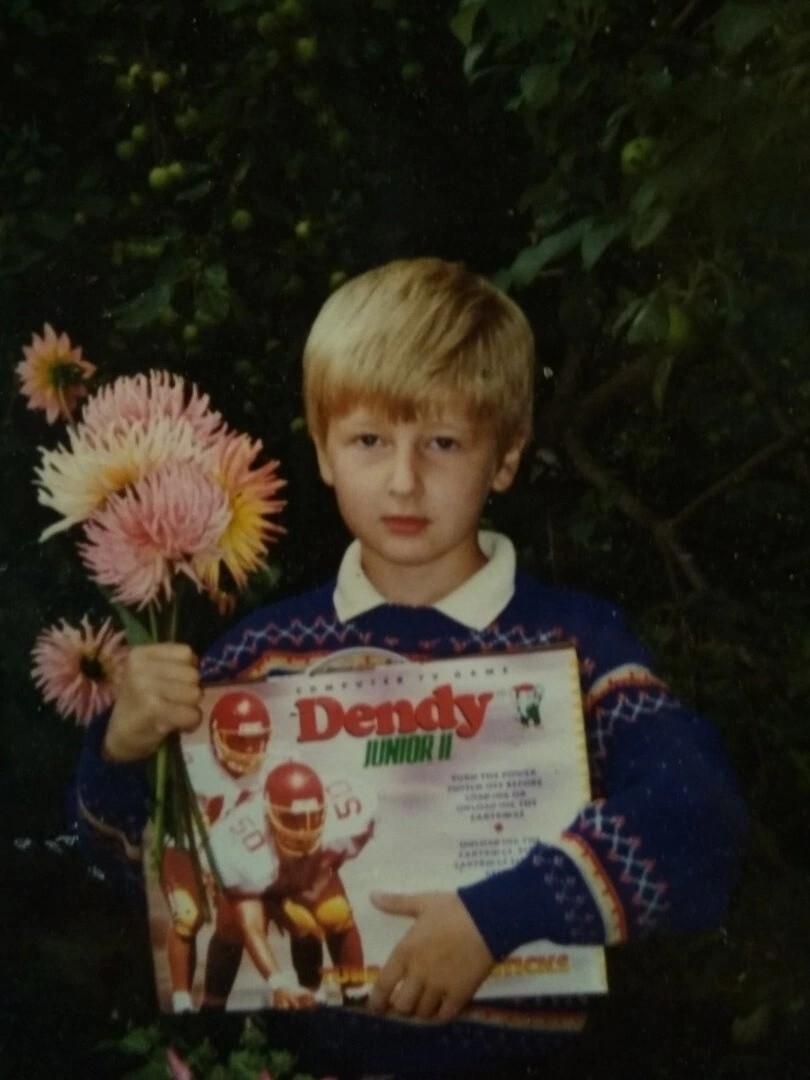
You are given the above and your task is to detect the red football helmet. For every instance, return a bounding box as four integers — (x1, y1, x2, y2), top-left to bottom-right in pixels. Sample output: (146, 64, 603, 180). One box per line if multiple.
(209, 691, 271, 777)
(264, 761, 326, 858)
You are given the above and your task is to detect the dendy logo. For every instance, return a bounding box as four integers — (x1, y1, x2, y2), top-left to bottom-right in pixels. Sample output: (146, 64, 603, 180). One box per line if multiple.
(295, 683, 493, 743)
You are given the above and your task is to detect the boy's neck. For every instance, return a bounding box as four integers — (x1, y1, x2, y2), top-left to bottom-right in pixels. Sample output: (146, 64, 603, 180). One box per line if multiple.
(360, 541, 488, 607)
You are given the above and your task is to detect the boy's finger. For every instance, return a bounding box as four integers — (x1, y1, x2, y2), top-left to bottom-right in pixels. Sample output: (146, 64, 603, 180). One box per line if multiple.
(158, 681, 203, 708)
(155, 704, 201, 736)
(172, 705, 203, 733)
(131, 642, 198, 664)
(368, 955, 405, 1013)
(415, 984, 445, 1021)
(370, 891, 422, 917)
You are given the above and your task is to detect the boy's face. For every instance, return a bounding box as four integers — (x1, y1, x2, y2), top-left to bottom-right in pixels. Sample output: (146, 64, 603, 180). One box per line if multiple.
(315, 405, 524, 605)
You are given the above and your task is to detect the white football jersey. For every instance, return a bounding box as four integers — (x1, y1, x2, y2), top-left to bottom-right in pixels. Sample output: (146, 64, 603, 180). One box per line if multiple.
(209, 777, 375, 897)
(183, 739, 262, 827)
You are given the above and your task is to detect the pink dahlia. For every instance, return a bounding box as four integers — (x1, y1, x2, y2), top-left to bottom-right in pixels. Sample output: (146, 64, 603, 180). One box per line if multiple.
(79, 370, 223, 445)
(17, 323, 96, 424)
(31, 616, 128, 725)
(36, 410, 215, 540)
(79, 461, 231, 609)
(193, 430, 286, 601)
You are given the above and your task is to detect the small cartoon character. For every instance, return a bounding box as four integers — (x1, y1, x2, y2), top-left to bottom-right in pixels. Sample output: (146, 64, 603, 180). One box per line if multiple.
(514, 682, 544, 727)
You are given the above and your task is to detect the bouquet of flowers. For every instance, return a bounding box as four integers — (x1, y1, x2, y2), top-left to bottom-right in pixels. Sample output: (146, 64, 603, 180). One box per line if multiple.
(21, 324, 285, 906)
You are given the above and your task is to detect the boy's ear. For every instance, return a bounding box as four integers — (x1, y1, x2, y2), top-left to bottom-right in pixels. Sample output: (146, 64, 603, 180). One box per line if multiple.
(313, 438, 335, 487)
(490, 436, 527, 494)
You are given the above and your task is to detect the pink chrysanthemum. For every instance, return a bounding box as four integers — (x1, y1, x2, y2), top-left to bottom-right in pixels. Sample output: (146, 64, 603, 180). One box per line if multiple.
(31, 615, 128, 725)
(36, 411, 215, 540)
(80, 370, 223, 445)
(17, 323, 96, 424)
(193, 430, 286, 602)
(79, 461, 231, 609)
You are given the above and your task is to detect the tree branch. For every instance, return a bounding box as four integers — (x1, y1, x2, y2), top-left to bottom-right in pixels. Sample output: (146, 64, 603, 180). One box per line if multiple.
(564, 429, 707, 592)
(670, 414, 810, 529)
(733, 350, 810, 485)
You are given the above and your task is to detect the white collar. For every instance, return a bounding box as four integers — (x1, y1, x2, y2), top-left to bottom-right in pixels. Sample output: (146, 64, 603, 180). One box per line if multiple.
(333, 531, 516, 631)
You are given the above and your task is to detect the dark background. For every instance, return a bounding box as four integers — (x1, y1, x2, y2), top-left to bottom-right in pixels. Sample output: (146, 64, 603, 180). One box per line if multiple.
(1, 1, 808, 1075)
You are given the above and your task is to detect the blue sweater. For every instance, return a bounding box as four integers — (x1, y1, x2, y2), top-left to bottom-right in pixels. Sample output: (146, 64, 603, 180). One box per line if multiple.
(74, 571, 748, 1077)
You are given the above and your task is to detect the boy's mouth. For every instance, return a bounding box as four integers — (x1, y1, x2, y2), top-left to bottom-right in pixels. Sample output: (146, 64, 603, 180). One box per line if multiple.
(381, 515, 430, 535)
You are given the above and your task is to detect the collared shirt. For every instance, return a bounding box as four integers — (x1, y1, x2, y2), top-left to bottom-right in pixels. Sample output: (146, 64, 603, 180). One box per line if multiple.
(332, 530, 516, 632)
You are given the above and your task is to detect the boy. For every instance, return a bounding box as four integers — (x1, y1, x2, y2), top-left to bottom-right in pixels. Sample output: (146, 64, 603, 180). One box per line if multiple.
(75, 258, 747, 1078)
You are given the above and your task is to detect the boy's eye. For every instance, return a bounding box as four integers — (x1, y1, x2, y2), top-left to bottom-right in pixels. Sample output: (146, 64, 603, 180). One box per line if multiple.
(430, 436, 459, 451)
(355, 433, 382, 448)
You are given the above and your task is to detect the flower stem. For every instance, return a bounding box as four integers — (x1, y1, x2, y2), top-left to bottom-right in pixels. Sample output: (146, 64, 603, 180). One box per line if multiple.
(153, 740, 169, 871)
(169, 733, 211, 922)
(181, 750, 226, 894)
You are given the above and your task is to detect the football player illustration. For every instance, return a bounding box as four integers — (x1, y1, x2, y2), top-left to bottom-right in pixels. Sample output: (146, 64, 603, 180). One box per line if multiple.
(209, 759, 375, 1009)
(160, 690, 272, 1012)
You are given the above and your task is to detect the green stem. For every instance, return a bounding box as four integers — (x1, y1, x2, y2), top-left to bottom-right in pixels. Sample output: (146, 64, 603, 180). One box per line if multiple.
(167, 591, 179, 643)
(152, 740, 169, 871)
(169, 734, 211, 922)
(181, 750, 226, 894)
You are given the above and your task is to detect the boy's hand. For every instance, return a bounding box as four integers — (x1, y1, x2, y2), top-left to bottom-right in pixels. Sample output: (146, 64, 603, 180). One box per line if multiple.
(368, 891, 494, 1023)
(103, 643, 202, 762)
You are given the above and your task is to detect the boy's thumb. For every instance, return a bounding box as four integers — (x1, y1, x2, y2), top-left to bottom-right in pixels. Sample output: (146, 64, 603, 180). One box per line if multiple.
(370, 891, 422, 917)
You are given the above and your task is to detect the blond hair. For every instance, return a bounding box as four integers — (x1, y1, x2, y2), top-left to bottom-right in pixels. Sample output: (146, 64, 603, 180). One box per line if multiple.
(303, 257, 534, 452)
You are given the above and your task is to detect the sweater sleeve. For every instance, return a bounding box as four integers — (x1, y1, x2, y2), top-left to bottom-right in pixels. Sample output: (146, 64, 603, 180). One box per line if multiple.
(458, 601, 748, 959)
(69, 708, 151, 894)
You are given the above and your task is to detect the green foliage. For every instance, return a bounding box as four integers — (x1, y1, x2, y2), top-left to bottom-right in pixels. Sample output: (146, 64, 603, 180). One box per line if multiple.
(110, 1019, 318, 1079)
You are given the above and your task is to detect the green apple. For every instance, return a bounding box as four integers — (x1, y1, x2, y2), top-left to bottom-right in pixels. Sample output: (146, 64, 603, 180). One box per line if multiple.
(666, 304, 692, 349)
(174, 107, 201, 133)
(116, 139, 137, 161)
(131, 123, 149, 144)
(257, 12, 276, 37)
(294, 219, 311, 240)
(166, 161, 186, 183)
(148, 166, 171, 190)
(231, 208, 254, 232)
(182, 322, 199, 343)
(151, 70, 170, 93)
(329, 269, 347, 290)
(278, 0, 304, 22)
(620, 136, 659, 177)
(295, 37, 318, 63)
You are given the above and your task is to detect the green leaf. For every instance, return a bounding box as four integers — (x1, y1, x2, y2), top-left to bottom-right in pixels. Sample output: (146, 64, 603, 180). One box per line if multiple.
(652, 353, 676, 411)
(486, 0, 552, 36)
(108, 599, 154, 646)
(204, 0, 253, 12)
(462, 41, 486, 79)
(450, 2, 484, 47)
(509, 62, 561, 110)
(626, 292, 670, 345)
(510, 218, 592, 286)
(581, 217, 628, 270)
(174, 179, 214, 203)
(114, 281, 173, 329)
(714, 3, 774, 54)
(115, 1025, 161, 1056)
(630, 205, 672, 249)
(195, 263, 231, 323)
(29, 211, 72, 242)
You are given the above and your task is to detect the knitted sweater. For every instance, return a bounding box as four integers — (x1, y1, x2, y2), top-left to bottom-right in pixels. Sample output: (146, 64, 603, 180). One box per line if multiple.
(73, 542, 747, 1078)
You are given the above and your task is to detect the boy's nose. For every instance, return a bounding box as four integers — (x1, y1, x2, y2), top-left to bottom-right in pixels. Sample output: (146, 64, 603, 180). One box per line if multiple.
(387, 446, 420, 496)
